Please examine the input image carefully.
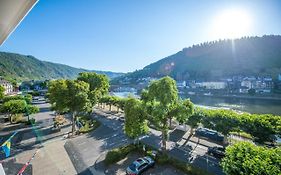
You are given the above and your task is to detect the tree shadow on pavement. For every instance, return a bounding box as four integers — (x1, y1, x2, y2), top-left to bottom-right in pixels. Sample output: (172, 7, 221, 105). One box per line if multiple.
(191, 153, 224, 175)
(169, 129, 186, 142)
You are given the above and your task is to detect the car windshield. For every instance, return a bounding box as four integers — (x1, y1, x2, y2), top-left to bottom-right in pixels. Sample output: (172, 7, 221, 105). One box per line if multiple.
(129, 163, 137, 171)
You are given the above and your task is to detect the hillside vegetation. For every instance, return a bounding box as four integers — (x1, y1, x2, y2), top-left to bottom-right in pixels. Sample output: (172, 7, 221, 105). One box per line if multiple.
(0, 52, 123, 82)
(115, 35, 281, 83)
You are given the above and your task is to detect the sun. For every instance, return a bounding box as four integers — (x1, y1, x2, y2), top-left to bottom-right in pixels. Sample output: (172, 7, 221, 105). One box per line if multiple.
(210, 9, 252, 39)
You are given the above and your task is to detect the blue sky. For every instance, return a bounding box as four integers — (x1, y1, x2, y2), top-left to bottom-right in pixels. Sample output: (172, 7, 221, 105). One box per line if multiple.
(1, 0, 281, 72)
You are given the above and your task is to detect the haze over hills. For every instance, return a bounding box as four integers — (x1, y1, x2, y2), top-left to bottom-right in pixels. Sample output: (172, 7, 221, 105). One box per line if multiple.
(0, 52, 124, 82)
(113, 35, 281, 84)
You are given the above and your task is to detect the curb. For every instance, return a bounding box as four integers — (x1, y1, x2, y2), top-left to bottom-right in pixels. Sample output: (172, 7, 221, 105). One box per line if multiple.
(94, 151, 108, 174)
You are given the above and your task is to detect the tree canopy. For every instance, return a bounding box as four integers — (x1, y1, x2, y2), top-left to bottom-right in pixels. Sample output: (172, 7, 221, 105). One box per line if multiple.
(77, 72, 109, 105)
(142, 76, 194, 150)
(48, 79, 91, 134)
(124, 97, 148, 139)
(221, 142, 281, 175)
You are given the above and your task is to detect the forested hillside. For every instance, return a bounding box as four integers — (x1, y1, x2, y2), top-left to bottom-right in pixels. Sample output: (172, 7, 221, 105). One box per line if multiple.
(0, 52, 123, 82)
(114, 35, 281, 83)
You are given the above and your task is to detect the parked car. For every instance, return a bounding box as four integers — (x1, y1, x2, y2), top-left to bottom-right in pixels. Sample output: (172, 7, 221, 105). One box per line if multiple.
(126, 156, 155, 175)
(207, 146, 225, 159)
(195, 128, 224, 142)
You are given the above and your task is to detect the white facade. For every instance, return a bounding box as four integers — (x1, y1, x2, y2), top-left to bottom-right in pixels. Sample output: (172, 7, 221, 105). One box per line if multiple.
(0, 78, 13, 95)
(196, 82, 227, 89)
(176, 81, 186, 88)
(241, 80, 252, 89)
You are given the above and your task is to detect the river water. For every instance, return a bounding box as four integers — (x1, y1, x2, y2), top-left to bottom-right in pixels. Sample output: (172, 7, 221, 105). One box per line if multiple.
(184, 95, 281, 115)
(112, 92, 281, 115)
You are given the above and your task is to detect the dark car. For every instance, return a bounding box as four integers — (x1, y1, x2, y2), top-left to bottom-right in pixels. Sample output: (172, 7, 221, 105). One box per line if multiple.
(195, 128, 224, 142)
(126, 156, 155, 175)
(207, 146, 225, 159)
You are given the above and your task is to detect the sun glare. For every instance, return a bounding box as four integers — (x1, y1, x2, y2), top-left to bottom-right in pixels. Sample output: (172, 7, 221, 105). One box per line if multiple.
(210, 9, 252, 39)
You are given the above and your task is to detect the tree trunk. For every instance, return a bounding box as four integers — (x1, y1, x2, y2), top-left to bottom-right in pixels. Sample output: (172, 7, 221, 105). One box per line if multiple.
(117, 107, 119, 113)
(9, 114, 12, 124)
(162, 128, 167, 151)
(169, 118, 172, 128)
(109, 105, 112, 111)
(162, 119, 168, 151)
(72, 112, 76, 136)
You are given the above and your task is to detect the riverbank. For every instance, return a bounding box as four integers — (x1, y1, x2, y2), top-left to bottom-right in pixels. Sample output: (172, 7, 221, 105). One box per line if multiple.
(185, 94, 281, 101)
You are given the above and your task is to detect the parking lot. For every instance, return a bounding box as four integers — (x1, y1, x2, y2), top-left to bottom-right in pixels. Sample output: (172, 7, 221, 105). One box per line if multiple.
(104, 153, 186, 175)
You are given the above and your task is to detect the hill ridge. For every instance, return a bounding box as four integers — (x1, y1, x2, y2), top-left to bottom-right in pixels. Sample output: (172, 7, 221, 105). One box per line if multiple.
(0, 51, 124, 82)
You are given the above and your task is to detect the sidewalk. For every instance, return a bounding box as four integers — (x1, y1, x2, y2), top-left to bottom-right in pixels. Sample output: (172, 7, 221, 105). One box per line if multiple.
(15, 139, 76, 175)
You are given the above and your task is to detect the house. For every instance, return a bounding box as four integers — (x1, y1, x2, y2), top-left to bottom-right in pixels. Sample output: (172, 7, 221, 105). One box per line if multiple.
(176, 81, 186, 88)
(196, 82, 227, 89)
(0, 77, 13, 95)
(241, 78, 252, 89)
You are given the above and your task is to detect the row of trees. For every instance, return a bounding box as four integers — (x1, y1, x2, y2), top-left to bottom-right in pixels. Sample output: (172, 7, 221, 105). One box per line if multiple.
(47, 72, 110, 135)
(96, 77, 195, 150)
(190, 108, 281, 143)
(0, 92, 39, 123)
(100, 76, 280, 149)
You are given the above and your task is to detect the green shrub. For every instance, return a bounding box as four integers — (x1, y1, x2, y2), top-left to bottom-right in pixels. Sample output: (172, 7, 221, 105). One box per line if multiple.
(156, 153, 170, 164)
(168, 157, 210, 175)
(104, 145, 136, 165)
(78, 117, 100, 133)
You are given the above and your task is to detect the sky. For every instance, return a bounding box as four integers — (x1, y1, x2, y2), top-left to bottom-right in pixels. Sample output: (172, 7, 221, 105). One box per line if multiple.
(1, 0, 281, 72)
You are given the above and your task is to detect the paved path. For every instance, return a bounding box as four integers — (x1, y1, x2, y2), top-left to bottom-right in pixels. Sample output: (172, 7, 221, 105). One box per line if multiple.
(64, 112, 131, 175)
(0, 98, 76, 175)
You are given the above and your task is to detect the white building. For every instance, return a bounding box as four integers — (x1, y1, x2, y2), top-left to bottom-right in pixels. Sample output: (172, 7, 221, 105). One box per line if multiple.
(176, 81, 186, 88)
(0, 77, 13, 95)
(196, 82, 227, 89)
(241, 80, 252, 89)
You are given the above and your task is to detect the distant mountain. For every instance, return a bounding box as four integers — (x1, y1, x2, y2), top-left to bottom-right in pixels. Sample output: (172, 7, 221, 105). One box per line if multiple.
(114, 35, 281, 84)
(0, 52, 124, 82)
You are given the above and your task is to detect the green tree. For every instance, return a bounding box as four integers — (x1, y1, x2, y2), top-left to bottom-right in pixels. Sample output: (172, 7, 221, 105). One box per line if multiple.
(2, 100, 27, 123)
(77, 72, 109, 105)
(243, 114, 278, 143)
(48, 79, 91, 135)
(186, 107, 203, 137)
(124, 97, 149, 140)
(221, 142, 281, 175)
(25, 105, 39, 122)
(2, 95, 32, 104)
(142, 76, 192, 150)
(116, 97, 127, 112)
(24, 94, 33, 104)
(0, 85, 5, 100)
(48, 80, 69, 113)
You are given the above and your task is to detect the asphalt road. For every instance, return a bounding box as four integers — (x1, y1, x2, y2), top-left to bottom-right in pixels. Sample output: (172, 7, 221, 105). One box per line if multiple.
(64, 113, 131, 175)
(91, 108, 225, 175)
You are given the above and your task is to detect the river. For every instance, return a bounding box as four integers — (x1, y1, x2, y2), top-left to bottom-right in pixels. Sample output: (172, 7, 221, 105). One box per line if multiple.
(112, 92, 281, 115)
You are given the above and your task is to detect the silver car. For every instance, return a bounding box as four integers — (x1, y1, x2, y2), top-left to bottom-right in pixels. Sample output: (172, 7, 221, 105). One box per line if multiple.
(126, 156, 155, 175)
